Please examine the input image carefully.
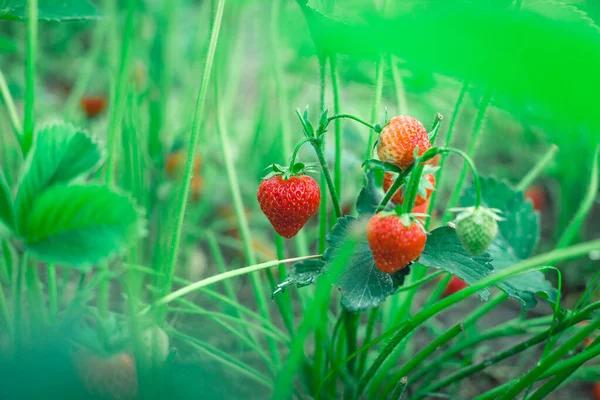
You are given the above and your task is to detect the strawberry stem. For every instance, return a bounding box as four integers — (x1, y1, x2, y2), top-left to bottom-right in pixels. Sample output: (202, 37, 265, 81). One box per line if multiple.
(288, 137, 313, 170)
(326, 113, 379, 132)
(311, 139, 343, 218)
(401, 162, 425, 214)
(438, 147, 482, 208)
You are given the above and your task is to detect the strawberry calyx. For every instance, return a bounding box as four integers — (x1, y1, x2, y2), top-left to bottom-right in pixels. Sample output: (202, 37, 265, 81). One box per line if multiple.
(262, 162, 316, 180)
(377, 207, 429, 232)
(450, 206, 505, 222)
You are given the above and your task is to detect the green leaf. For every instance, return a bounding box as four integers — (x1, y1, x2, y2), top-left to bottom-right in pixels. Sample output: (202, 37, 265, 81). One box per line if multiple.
(324, 216, 397, 312)
(0, 0, 100, 21)
(420, 226, 494, 300)
(0, 168, 15, 237)
(272, 259, 325, 297)
(461, 177, 557, 307)
(356, 169, 392, 216)
(0, 34, 16, 53)
(15, 123, 103, 232)
(23, 185, 146, 268)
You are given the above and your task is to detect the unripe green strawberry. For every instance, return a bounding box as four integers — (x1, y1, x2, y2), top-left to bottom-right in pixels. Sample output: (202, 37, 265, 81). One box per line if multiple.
(377, 116, 431, 169)
(140, 325, 170, 364)
(454, 207, 502, 256)
(367, 213, 427, 273)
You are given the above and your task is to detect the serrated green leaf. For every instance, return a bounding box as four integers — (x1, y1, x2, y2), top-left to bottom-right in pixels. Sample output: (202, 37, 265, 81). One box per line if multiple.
(15, 123, 103, 232)
(356, 169, 393, 216)
(0, 0, 100, 21)
(23, 185, 145, 268)
(461, 177, 557, 307)
(273, 259, 325, 297)
(420, 226, 494, 300)
(324, 216, 397, 312)
(0, 34, 16, 53)
(0, 168, 15, 237)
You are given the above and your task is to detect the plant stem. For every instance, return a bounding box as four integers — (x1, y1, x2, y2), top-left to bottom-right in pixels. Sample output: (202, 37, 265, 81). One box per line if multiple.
(22, 0, 37, 154)
(389, 54, 408, 115)
(356, 239, 600, 396)
(274, 234, 294, 334)
(377, 166, 412, 212)
(318, 60, 329, 253)
(426, 81, 470, 226)
(311, 139, 343, 218)
(444, 89, 492, 221)
(344, 310, 360, 376)
(402, 163, 425, 214)
(159, 0, 225, 320)
(439, 148, 482, 208)
(330, 55, 342, 196)
(0, 68, 23, 143)
(516, 144, 558, 191)
(556, 145, 599, 248)
(288, 137, 313, 168)
(365, 56, 384, 160)
(328, 114, 378, 132)
(358, 307, 379, 376)
(0, 278, 12, 335)
(47, 264, 58, 323)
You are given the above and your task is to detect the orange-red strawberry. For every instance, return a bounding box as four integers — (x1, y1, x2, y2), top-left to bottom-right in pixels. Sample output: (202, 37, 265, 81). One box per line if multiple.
(593, 382, 600, 400)
(166, 151, 202, 180)
(80, 95, 108, 118)
(525, 185, 546, 212)
(377, 116, 431, 169)
(367, 213, 427, 273)
(74, 350, 138, 400)
(383, 172, 435, 207)
(442, 276, 468, 297)
(191, 175, 203, 201)
(257, 174, 320, 238)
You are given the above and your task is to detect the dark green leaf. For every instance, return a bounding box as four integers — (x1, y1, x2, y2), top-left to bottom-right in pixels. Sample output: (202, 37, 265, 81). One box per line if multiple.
(461, 177, 557, 307)
(356, 169, 393, 216)
(324, 216, 397, 312)
(0, 169, 15, 237)
(0, 0, 100, 21)
(23, 185, 146, 268)
(15, 123, 103, 232)
(420, 226, 494, 300)
(272, 259, 325, 297)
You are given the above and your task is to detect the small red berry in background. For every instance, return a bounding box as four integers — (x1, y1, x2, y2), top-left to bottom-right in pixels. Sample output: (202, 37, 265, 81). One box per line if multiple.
(593, 382, 600, 400)
(257, 174, 321, 238)
(525, 185, 546, 212)
(366, 213, 427, 274)
(191, 175, 203, 202)
(166, 151, 202, 180)
(80, 95, 107, 118)
(377, 116, 431, 169)
(383, 172, 435, 207)
(443, 276, 468, 297)
(578, 321, 596, 347)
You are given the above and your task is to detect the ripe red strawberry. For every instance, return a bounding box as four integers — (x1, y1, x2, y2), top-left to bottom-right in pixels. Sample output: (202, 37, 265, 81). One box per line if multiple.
(442, 276, 468, 297)
(257, 174, 320, 238)
(367, 213, 427, 273)
(80, 95, 107, 118)
(383, 172, 435, 207)
(166, 151, 202, 180)
(377, 116, 431, 169)
(525, 185, 546, 212)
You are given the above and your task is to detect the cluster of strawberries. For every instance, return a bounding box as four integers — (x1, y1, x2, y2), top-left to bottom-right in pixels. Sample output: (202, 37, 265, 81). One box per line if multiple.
(257, 115, 500, 274)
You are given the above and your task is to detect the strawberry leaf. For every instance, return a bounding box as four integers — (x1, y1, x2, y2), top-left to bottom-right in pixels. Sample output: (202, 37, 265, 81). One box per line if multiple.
(356, 169, 395, 216)
(461, 177, 557, 308)
(419, 226, 494, 300)
(323, 216, 398, 312)
(272, 259, 325, 297)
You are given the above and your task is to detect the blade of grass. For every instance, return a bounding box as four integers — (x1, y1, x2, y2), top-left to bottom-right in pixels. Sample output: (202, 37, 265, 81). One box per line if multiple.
(0, 68, 23, 144)
(22, 0, 37, 154)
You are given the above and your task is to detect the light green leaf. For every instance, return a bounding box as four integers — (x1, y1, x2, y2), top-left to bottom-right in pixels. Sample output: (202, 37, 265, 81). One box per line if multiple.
(420, 226, 494, 300)
(324, 216, 398, 312)
(15, 123, 103, 232)
(0, 0, 100, 21)
(0, 169, 15, 237)
(461, 177, 557, 307)
(23, 185, 146, 268)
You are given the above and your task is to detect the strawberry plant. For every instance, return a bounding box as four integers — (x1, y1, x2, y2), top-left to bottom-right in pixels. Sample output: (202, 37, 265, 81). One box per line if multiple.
(1, 0, 600, 399)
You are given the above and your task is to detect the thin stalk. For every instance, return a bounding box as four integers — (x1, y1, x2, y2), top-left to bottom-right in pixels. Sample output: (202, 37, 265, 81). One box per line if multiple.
(47, 264, 58, 323)
(0, 68, 23, 142)
(147, 255, 321, 313)
(328, 114, 378, 132)
(23, 0, 38, 154)
(444, 89, 492, 221)
(311, 139, 342, 218)
(330, 55, 342, 195)
(439, 148, 482, 207)
(344, 310, 360, 376)
(516, 144, 558, 191)
(159, 0, 226, 320)
(357, 307, 380, 376)
(396, 271, 443, 293)
(365, 56, 384, 160)
(0, 280, 12, 335)
(355, 239, 600, 396)
(318, 60, 329, 253)
(206, 232, 238, 307)
(390, 377, 409, 400)
(389, 54, 408, 115)
(402, 163, 425, 213)
(13, 254, 26, 349)
(556, 145, 599, 248)
(274, 234, 294, 334)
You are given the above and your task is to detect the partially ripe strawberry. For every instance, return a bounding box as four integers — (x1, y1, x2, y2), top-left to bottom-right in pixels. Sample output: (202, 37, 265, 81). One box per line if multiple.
(383, 172, 435, 207)
(74, 350, 138, 400)
(454, 207, 503, 256)
(442, 276, 468, 297)
(80, 95, 108, 118)
(525, 185, 546, 212)
(257, 173, 320, 238)
(367, 213, 427, 273)
(377, 116, 431, 169)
